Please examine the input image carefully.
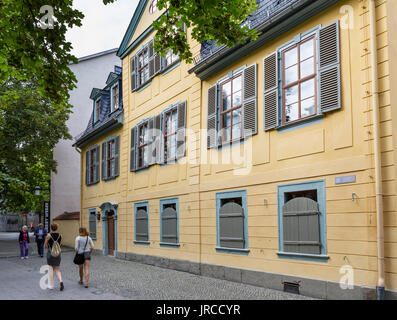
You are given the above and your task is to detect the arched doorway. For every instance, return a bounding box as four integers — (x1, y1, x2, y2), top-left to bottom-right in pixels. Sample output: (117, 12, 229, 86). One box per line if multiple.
(99, 202, 118, 256)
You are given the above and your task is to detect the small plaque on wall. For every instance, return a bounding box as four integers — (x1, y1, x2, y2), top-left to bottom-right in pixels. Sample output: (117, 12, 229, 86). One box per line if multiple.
(335, 175, 356, 184)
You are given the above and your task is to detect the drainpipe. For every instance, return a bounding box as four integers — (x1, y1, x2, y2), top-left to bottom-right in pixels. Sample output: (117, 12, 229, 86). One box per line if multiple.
(74, 146, 83, 228)
(369, 0, 385, 300)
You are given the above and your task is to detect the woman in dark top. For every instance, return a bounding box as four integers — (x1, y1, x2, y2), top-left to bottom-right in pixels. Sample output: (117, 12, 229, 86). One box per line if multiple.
(44, 223, 64, 291)
(18, 225, 30, 259)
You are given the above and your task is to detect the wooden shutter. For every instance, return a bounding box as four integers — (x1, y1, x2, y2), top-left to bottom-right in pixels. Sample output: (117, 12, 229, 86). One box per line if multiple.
(207, 85, 218, 148)
(135, 207, 148, 242)
(147, 117, 155, 165)
(219, 202, 245, 249)
(319, 21, 341, 113)
(154, 114, 162, 164)
(89, 212, 97, 240)
(114, 136, 120, 177)
(243, 63, 257, 137)
(161, 206, 178, 244)
(101, 142, 107, 180)
(95, 146, 100, 183)
(176, 101, 187, 159)
(282, 197, 321, 254)
(130, 127, 136, 172)
(263, 52, 279, 130)
(85, 150, 90, 185)
(130, 55, 137, 92)
(148, 39, 157, 78)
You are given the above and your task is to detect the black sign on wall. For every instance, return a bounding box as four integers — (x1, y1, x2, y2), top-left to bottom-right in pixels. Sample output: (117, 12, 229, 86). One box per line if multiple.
(44, 201, 50, 230)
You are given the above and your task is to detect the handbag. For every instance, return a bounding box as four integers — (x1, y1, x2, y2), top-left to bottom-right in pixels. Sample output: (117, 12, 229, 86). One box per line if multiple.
(73, 236, 88, 265)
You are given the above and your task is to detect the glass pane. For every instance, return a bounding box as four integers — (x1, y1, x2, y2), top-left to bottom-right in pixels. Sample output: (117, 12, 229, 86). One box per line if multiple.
(170, 136, 176, 159)
(285, 103, 299, 123)
(139, 127, 144, 145)
(221, 127, 230, 143)
(300, 39, 314, 61)
(232, 91, 242, 107)
(285, 65, 298, 85)
(165, 113, 171, 134)
(284, 47, 298, 68)
(143, 146, 148, 166)
(222, 82, 231, 97)
(222, 113, 231, 128)
(301, 97, 316, 118)
(143, 125, 148, 143)
(138, 148, 143, 167)
(233, 76, 241, 93)
(301, 78, 315, 100)
(222, 96, 231, 110)
(232, 108, 242, 124)
(300, 57, 314, 78)
(171, 109, 177, 133)
(232, 123, 242, 140)
(285, 85, 298, 105)
(139, 55, 143, 68)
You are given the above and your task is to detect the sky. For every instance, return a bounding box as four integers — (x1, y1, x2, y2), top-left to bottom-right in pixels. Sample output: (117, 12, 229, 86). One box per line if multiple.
(65, 0, 140, 58)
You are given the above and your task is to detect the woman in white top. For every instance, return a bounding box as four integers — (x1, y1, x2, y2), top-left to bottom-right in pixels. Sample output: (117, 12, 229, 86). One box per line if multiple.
(75, 227, 94, 288)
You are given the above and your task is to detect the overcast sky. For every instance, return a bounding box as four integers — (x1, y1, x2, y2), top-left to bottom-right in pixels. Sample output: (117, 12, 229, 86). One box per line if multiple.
(66, 0, 140, 58)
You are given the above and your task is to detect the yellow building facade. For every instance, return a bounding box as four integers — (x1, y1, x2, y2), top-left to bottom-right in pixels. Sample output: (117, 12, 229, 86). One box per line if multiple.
(75, 0, 397, 299)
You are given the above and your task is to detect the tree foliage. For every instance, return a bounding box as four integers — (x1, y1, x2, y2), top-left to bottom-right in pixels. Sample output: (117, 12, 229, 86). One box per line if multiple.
(104, 0, 259, 63)
(0, 1, 83, 213)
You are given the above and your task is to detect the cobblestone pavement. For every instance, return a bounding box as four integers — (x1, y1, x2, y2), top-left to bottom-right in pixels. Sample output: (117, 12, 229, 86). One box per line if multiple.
(0, 234, 314, 300)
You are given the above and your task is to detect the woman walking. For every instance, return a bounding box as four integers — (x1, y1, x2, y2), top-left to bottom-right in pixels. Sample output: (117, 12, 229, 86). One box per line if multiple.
(44, 223, 64, 291)
(18, 225, 30, 259)
(75, 227, 94, 288)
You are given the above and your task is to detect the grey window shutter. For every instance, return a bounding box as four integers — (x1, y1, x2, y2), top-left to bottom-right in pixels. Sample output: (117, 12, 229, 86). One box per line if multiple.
(148, 39, 156, 78)
(319, 21, 341, 113)
(176, 101, 187, 159)
(114, 136, 120, 177)
(102, 142, 107, 180)
(243, 63, 257, 137)
(130, 127, 136, 172)
(135, 208, 148, 242)
(89, 212, 96, 240)
(207, 85, 218, 148)
(154, 114, 162, 164)
(263, 52, 279, 131)
(159, 113, 165, 164)
(95, 146, 100, 183)
(219, 202, 245, 249)
(130, 56, 137, 92)
(147, 117, 155, 166)
(85, 150, 90, 185)
(161, 206, 178, 244)
(282, 197, 321, 255)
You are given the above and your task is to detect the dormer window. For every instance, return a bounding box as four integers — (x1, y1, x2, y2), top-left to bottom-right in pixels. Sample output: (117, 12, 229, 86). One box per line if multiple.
(149, 0, 157, 14)
(112, 84, 119, 111)
(95, 99, 101, 122)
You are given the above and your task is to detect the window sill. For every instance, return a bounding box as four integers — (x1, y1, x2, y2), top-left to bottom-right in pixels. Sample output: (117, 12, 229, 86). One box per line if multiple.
(277, 114, 323, 134)
(86, 181, 100, 187)
(277, 251, 329, 262)
(134, 240, 150, 245)
(161, 61, 180, 76)
(216, 247, 250, 255)
(136, 80, 152, 93)
(216, 137, 245, 151)
(103, 176, 117, 182)
(160, 242, 180, 248)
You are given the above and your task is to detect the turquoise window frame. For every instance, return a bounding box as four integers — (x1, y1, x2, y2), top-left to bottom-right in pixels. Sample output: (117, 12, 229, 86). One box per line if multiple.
(88, 208, 97, 241)
(110, 82, 119, 113)
(159, 197, 180, 248)
(134, 201, 150, 245)
(276, 24, 323, 132)
(215, 190, 250, 255)
(277, 179, 329, 262)
(103, 135, 119, 182)
(93, 97, 101, 123)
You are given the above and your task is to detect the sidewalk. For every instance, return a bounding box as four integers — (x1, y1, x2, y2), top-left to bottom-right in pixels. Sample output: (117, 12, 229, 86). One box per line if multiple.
(0, 258, 126, 300)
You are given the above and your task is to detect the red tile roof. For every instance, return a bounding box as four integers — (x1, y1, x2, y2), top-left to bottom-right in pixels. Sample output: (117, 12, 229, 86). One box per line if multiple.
(53, 211, 80, 221)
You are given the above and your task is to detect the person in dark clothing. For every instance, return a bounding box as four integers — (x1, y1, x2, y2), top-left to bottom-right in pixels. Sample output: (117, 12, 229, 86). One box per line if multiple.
(44, 223, 64, 291)
(34, 223, 47, 257)
(18, 226, 30, 259)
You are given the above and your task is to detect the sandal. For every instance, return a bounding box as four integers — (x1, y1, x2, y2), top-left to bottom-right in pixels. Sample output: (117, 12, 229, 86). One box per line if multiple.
(78, 280, 83, 285)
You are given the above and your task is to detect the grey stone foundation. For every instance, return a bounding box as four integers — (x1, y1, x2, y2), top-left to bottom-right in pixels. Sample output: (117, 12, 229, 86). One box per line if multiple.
(108, 250, 397, 300)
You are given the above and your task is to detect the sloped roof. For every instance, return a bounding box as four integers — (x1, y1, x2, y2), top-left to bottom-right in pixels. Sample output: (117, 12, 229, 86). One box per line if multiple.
(53, 211, 80, 221)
